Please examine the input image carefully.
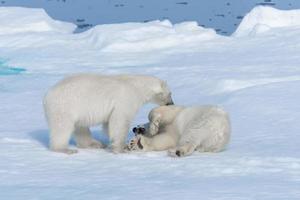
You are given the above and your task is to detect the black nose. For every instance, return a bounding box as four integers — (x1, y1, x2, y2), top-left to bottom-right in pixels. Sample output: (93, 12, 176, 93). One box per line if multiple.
(166, 101, 174, 106)
(132, 127, 137, 133)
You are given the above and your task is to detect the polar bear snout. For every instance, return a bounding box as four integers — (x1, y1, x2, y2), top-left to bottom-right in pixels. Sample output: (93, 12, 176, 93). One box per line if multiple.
(132, 126, 146, 135)
(166, 98, 174, 105)
(152, 82, 173, 106)
(133, 123, 151, 136)
(132, 127, 137, 133)
(164, 93, 174, 106)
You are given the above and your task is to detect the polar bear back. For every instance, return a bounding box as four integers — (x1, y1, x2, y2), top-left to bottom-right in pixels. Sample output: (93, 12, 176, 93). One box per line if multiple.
(44, 74, 142, 126)
(175, 105, 231, 152)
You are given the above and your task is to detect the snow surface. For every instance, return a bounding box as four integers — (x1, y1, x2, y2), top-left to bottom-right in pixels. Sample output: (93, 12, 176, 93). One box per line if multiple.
(0, 7, 76, 35)
(234, 6, 300, 36)
(0, 6, 300, 200)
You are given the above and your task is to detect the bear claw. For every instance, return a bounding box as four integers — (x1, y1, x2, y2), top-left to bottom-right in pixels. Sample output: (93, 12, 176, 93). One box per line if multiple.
(127, 136, 143, 151)
(175, 150, 181, 157)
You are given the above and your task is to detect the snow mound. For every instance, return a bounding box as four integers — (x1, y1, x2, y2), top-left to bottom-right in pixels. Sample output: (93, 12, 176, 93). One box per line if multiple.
(234, 6, 300, 37)
(80, 20, 218, 52)
(211, 76, 300, 94)
(0, 7, 76, 35)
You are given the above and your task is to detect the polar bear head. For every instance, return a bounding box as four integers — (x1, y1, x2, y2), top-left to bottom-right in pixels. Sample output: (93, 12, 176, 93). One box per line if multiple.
(149, 79, 174, 106)
(147, 105, 184, 135)
(133, 105, 184, 136)
(120, 75, 173, 106)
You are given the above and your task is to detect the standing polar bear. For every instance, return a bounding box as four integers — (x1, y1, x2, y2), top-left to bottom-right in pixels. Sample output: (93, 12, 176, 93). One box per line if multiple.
(43, 74, 173, 154)
(128, 105, 230, 157)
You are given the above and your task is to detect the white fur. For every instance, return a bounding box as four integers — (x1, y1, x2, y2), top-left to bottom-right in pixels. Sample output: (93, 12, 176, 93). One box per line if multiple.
(128, 105, 230, 157)
(43, 74, 173, 154)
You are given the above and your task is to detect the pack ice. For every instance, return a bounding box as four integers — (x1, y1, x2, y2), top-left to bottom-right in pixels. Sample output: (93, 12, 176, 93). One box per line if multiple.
(0, 6, 299, 200)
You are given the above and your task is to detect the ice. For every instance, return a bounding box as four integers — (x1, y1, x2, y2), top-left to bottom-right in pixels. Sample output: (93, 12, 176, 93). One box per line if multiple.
(0, 5, 299, 200)
(79, 20, 218, 52)
(0, 7, 76, 35)
(234, 6, 300, 36)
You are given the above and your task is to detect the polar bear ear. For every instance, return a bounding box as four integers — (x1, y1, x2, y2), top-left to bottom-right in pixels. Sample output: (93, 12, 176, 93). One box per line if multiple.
(152, 80, 165, 94)
(160, 81, 168, 90)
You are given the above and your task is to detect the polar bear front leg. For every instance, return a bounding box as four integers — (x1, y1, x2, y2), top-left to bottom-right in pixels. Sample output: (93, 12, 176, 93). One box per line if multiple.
(149, 118, 161, 136)
(108, 112, 131, 153)
(74, 127, 104, 149)
(127, 135, 151, 151)
(49, 120, 78, 154)
(128, 132, 177, 152)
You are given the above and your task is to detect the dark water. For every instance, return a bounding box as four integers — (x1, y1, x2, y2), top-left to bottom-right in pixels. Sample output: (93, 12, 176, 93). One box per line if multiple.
(0, 60, 25, 75)
(1, 0, 300, 35)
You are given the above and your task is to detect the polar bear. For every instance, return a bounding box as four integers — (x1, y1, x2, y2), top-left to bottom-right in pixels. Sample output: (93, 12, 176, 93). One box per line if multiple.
(128, 105, 230, 157)
(43, 74, 173, 154)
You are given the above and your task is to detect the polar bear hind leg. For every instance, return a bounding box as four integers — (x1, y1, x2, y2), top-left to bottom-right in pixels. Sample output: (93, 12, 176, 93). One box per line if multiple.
(168, 126, 206, 157)
(74, 127, 104, 149)
(168, 142, 197, 157)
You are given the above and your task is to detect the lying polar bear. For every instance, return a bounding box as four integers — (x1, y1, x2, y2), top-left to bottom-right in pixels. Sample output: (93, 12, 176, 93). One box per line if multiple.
(128, 105, 230, 157)
(43, 74, 173, 154)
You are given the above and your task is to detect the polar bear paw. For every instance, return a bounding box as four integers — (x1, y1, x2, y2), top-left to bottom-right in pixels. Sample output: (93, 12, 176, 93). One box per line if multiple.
(127, 135, 144, 151)
(77, 139, 104, 149)
(52, 148, 78, 155)
(168, 148, 185, 157)
(87, 140, 105, 149)
(168, 145, 195, 157)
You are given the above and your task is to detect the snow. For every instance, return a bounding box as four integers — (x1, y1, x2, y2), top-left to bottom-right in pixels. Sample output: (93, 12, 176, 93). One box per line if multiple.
(0, 7, 76, 35)
(234, 6, 300, 36)
(0, 6, 300, 200)
(82, 20, 218, 52)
